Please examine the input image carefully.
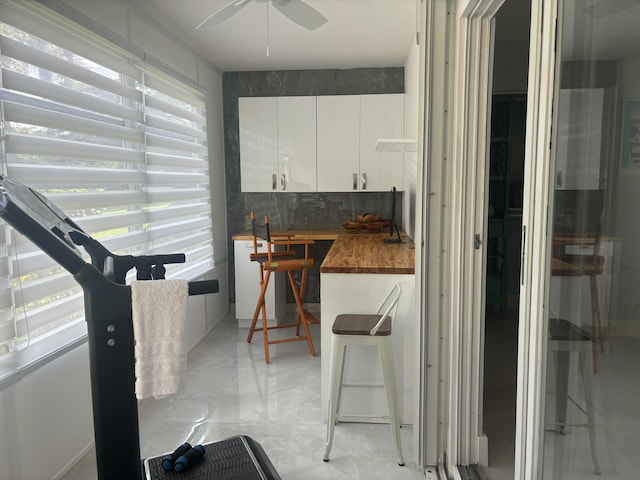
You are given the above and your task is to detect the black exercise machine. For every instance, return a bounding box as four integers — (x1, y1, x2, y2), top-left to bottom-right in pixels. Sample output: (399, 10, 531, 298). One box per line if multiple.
(0, 176, 280, 479)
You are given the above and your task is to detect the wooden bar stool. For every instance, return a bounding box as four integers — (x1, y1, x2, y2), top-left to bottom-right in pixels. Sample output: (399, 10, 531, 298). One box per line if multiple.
(246, 212, 318, 363)
(323, 284, 404, 466)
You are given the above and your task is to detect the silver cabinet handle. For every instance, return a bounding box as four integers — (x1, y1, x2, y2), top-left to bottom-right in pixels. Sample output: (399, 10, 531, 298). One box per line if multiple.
(353, 173, 358, 190)
(281, 174, 286, 191)
(272, 173, 277, 191)
(361, 173, 367, 190)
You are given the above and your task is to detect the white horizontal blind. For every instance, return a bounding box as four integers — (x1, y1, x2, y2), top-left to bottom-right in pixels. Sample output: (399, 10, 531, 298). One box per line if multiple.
(142, 68, 212, 281)
(0, 2, 212, 380)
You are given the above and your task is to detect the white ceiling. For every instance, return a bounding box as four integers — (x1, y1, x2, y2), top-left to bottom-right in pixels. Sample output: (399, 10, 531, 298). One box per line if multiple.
(139, 0, 640, 74)
(142, 0, 418, 72)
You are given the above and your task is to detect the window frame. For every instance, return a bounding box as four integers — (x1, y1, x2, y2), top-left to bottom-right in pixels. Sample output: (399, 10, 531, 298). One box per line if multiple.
(0, 0, 213, 383)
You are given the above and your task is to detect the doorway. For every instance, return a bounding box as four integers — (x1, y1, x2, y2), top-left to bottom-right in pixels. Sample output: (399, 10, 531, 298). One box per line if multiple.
(483, 93, 526, 480)
(481, 1, 531, 479)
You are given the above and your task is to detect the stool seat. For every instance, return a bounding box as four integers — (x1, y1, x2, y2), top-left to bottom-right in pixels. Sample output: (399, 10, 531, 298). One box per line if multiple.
(332, 314, 392, 336)
(549, 317, 590, 342)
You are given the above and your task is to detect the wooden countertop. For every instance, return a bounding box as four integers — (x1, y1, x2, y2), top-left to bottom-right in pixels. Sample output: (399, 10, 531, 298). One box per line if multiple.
(232, 229, 345, 241)
(232, 228, 415, 274)
(320, 232, 415, 274)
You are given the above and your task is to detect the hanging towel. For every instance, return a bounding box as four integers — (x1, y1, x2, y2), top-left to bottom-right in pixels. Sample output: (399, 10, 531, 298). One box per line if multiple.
(131, 279, 189, 400)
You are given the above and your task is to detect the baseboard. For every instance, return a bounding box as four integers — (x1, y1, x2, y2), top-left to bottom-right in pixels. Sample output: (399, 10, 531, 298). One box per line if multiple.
(53, 440, 95, 480)
(607, 321, 640, 337)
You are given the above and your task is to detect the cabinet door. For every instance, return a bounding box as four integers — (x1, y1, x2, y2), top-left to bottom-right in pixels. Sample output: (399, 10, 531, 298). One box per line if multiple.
(277, 96, 317, 192)
(360, 94, 405, 191)
(239, 97, 278, 192)
(317, 95, 360, 191)
(234, 240, 284, 324)
(555, 89, 604, 190)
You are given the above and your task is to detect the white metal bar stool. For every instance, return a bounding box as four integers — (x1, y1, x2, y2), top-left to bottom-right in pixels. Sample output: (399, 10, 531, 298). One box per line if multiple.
(323, 284, 404, 466)
(548, 317, 601, 475)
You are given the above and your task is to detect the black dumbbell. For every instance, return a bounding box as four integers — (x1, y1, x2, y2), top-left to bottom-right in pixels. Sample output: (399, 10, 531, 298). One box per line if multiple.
(175, 444, 205, 473)
(161, 442, 192, 471)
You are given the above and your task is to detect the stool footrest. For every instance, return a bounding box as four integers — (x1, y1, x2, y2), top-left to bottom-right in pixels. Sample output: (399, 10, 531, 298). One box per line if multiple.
(336, 414, 391, 422)
(252, 322, 303, 332)
(302, 309, 320, 324)
(341, 382, 385, 389)
(267, 336, 309, 345)
(545, 422, 591, 430)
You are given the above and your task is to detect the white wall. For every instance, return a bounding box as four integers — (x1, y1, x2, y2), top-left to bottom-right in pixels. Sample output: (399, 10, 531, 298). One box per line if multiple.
(403, 40, 420, 240)
(0, 345, 93, 480)
(0, 1, 228, 478)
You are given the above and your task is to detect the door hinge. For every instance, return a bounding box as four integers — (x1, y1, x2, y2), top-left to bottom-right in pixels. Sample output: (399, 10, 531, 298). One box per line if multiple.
(474, 233, 481, 250)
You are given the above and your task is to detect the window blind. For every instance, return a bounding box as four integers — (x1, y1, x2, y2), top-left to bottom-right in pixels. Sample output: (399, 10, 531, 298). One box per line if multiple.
(0, 1, 213, 380)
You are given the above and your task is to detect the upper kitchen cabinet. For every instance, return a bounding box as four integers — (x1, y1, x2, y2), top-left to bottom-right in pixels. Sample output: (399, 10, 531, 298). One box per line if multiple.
(277, 96, 317, 192)
(239, 96, 278, 192)
(239, 96, 316, 192)
(555, 88, 605, 190)
(317, 93, 405, 192)
(359, 94, 405, 191)
(317, 95, 360, 191)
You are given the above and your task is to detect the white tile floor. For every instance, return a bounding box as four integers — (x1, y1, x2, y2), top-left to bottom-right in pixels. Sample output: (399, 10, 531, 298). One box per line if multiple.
(481, 309, 640, 480)
(62, 312, 424, 479)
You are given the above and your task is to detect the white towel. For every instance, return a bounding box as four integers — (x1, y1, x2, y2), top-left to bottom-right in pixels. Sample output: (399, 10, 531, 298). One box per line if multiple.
(131, 279, 189, 400)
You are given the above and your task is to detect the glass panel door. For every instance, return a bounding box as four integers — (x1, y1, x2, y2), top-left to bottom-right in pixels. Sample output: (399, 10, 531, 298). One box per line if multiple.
(543, 1, 640, 477)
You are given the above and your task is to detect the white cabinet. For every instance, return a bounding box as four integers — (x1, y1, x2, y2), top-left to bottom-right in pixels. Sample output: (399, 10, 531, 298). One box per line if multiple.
(239, 96, 316, 192)
(317, 94, 405, 192)
(317, 95, 360, 191)
(277, 96, 316, 192)
(359, 94, 405, 191)
(239, 97, 278, 192)
(555, 89, 604, 190)
(234, 240, 285, 327)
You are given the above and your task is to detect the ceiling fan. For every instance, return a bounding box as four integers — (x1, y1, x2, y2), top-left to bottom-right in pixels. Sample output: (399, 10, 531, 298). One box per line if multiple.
(196, 0, 328, 30)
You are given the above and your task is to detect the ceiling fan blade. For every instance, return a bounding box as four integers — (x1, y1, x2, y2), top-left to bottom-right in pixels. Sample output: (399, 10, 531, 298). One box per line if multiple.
(271, 0, 328, 30)
(196, 0, 252, 29)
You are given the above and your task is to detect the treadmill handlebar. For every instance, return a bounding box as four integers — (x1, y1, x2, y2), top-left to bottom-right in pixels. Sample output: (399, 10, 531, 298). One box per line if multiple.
(188, 280, 219, 296)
